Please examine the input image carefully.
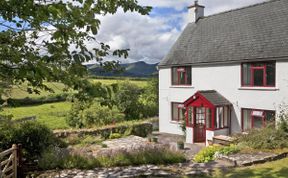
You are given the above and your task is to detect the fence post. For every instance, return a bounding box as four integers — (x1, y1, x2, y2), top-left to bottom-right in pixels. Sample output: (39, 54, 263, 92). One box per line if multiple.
(12, 144, 17, 178)
(17, 144, 23, 178)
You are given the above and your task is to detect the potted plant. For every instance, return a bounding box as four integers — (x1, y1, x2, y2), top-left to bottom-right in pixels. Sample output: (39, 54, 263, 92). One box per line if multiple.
(177, 140, 185, 150)
(152, 136, 158, 143)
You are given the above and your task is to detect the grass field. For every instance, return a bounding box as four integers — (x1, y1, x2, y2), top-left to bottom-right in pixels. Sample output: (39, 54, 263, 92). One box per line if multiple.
(2, 79, 147, 100)
(2, 102, 71, 130)
(213, 157, 288, 178)
(90, 79, 147, 87)
(2, 82, 69, 100)
(0, 78, 148, 130)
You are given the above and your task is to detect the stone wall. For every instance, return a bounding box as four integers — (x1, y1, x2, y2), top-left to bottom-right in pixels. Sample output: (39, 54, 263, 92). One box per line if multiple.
(53, 122, 153, 138)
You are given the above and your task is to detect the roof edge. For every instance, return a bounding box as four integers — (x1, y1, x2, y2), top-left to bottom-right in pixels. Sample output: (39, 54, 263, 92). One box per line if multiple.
(202, 0, 279, 20)
(158, 56, 288, 69)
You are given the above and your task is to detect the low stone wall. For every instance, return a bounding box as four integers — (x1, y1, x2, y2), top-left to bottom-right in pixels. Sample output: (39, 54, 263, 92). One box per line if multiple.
(53, 122, 153, 138)
(218, 152, 288, 167)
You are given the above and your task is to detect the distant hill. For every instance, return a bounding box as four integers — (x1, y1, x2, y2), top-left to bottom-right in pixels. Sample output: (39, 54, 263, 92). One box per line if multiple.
(87, 61, 158, 77)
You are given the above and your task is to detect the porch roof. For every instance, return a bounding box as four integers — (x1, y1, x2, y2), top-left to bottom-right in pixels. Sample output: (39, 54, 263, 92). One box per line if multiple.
(184, 90, 232, 107)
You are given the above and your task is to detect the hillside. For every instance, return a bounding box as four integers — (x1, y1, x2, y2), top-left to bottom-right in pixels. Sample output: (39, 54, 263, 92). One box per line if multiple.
(87, 61, 158, 77)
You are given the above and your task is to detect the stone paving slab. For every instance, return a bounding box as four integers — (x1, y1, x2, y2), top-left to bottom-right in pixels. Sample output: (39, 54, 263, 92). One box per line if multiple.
(36, 160, 234, 178)
(219, 152, 288, 166)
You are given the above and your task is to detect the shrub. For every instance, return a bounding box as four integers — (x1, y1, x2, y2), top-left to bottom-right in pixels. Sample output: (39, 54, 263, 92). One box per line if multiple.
(139, 78, 159, 118)
(194, 146, 221, 163)
(0, 120, 62, 161)
(218, 145, 240, 155)
(66, 101, 124, 128)
(278, 104, 288, 133)
(235, 125, 288, 150)
(39, 146, 185, 170)
(115, 82, 143, 120)
(1, 93, 69, 107)
(109, 133, 122, 139)
(83, 103, 124, 127)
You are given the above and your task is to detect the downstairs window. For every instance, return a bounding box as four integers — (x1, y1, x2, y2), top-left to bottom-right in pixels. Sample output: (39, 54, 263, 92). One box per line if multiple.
(242, 108, 275, 131)
(171, 103, 186, 122)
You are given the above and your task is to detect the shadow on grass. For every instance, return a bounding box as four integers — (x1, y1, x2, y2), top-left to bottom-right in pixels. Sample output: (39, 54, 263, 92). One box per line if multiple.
(214, 167, 288, 178)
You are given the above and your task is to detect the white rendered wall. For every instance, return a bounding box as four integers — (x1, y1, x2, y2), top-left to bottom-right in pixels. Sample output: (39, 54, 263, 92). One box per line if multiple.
(159, 60, 288, 138)
(186, 127, 193, 144)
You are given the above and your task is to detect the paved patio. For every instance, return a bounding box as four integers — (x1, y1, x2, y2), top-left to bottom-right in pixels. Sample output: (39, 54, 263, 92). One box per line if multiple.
(153, 132, 205, 160)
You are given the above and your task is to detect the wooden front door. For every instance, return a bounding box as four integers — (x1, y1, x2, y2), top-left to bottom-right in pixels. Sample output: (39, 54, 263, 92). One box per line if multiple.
(194, 107, 206, 142)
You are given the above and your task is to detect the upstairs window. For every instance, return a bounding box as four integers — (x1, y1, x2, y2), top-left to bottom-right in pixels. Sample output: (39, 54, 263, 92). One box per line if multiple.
(241, 61, 275, 87)
(171, 103, 186, 122)
(172, 66, 192, 85)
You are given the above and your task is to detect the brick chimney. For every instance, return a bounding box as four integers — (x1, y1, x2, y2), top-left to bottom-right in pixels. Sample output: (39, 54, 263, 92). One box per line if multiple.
(188, 1, 205, 23)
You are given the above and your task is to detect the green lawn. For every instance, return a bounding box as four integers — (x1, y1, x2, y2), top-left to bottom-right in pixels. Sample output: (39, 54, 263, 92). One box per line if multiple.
(213, 157, 288, 178)
(1, 102, 71, 130)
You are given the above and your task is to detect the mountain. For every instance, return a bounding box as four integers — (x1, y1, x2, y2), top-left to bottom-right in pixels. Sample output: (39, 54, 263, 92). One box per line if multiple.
(87, 61, 158, 77)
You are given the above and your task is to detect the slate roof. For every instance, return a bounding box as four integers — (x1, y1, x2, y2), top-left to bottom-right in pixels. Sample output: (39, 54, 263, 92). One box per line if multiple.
(199, 90, 231, 106)
(159, 0, 288, 67)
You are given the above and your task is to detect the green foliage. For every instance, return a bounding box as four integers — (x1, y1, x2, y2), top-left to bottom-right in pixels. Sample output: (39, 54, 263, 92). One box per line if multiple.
(139, 78, 159, 118)
(109, 133, 122, 139)
(194, 146, 221, 163)
(38, 147, 185, 170)
(194, 145, 239, 163)
(218, 145, 240, 155)
(0, 119, 62, 160)
(1, 93, 69, 107)
(115, 82, 143, 120)
(0, 0, 151, 97)
(66, 100, 124, 128)
(2, 102, 71, 130)
(278, 104, 288, 133)
(235, 125, 288, 150)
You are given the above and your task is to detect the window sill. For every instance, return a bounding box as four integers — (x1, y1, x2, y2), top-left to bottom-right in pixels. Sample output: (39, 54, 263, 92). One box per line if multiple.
(170, 121, 181, 125)
(170, 85, 194, 89)
(206, 127, 229, 131)
(238, 87, 279, 91)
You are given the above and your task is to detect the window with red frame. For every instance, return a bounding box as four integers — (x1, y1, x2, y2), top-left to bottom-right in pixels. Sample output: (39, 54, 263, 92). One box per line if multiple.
(242, 109, 275, 131)
(187, 106, 194, 127)
(171, 103, 186, 122)
(241, 61, 275, 87)
(172, 66, 192, 85)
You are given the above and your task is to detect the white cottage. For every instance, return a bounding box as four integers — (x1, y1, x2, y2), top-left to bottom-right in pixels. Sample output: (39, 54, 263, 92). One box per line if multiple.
(158, 0, 288, 145)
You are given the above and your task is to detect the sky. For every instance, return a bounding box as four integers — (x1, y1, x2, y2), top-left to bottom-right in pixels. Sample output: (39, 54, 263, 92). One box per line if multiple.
(95, 0, 268, 64)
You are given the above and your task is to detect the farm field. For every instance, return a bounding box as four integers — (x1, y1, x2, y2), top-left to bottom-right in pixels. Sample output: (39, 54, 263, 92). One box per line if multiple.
(2, 82, 70, 100)
(90, 78, 147, 87)
(2, 102, 71, 130)
(2, 78, 147, 100)
(0, 78, 149, 130)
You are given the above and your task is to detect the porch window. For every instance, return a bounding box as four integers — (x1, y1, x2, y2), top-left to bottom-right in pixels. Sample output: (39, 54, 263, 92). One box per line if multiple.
(206, 108, 212, 129)
(241, 61, 275, 87)
(187, 106, 194, 127)
(172, 66, 192, 85)
(215, 106, 229, 129)
(171, 103, 186, 122)
(242, 108, 275, 131)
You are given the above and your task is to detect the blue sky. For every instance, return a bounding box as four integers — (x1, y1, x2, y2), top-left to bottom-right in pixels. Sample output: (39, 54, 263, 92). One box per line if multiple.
(95, 0, 267, 64)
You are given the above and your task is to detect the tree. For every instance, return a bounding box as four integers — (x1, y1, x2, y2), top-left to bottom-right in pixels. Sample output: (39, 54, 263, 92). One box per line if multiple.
(0, 0, 151, 96)
(115, 82, 143, 120)
(139, 77, 158, 117)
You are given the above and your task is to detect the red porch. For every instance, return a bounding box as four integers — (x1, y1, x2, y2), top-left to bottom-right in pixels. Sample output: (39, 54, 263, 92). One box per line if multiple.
(184, 90, 232, 143)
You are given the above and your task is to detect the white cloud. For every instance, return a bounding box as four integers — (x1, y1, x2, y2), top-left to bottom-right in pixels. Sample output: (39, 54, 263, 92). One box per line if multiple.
(89, 0, 268, 64)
